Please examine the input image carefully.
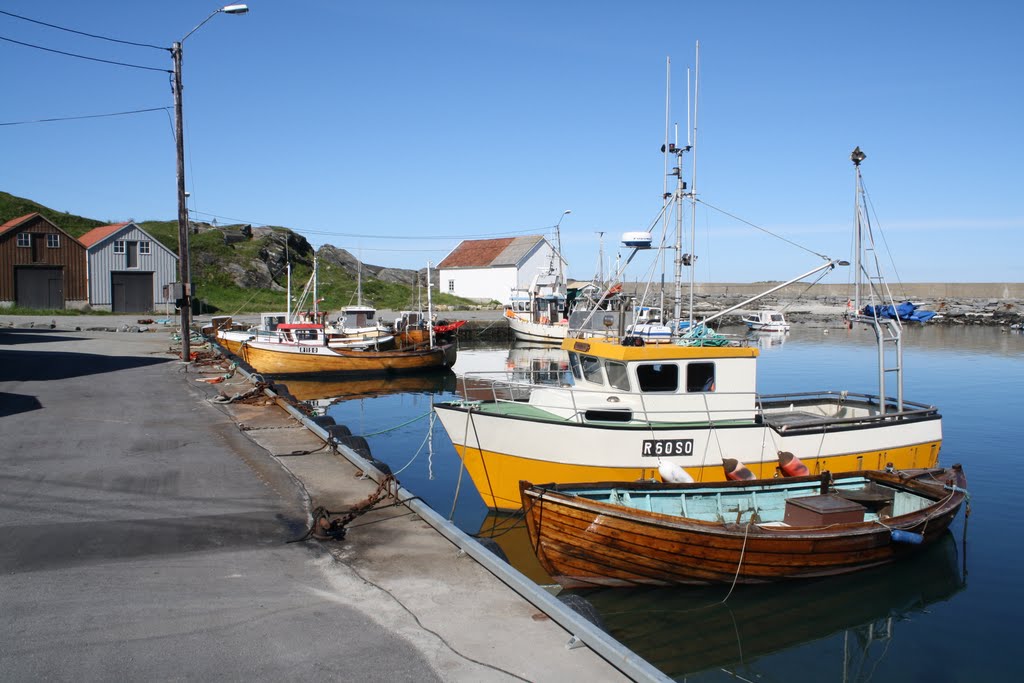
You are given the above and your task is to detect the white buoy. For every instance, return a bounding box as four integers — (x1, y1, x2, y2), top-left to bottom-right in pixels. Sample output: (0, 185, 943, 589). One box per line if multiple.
(658, 459, 694, 483)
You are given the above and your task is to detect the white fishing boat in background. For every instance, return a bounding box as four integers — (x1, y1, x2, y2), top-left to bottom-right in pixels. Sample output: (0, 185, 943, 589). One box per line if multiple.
(742, 309, 790, 332)
(504, 271, 570, 343)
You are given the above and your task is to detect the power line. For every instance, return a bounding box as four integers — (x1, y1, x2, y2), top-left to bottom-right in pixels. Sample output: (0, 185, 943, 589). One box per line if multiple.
(0, 9, 167, 50)
(0, 106, 170, 127)
(0, 34, 169, 73)
(187, 209, 545, 241)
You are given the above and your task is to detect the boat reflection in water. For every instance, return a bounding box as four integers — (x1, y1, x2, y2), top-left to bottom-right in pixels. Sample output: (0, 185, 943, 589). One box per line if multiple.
(744, 328, 788, 350)
(475, 512, 553, 585)
(280, 370, 457, 410)
(582, 532, 965, 680)
(504, 342, 570, 385)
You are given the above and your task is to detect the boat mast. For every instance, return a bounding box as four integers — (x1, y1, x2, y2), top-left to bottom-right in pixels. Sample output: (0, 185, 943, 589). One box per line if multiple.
(688, 41, 700, 328)
(849, 147, 904, 413)
(663, 57, 675, 322)
(852, 146, 865, 312)
(426, 261, 436, 348)
(286, 261, 292, 323)
(313, 255, 319, 320)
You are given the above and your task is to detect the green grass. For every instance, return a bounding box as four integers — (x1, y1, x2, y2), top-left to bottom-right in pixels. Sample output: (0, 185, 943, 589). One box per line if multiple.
(0, 307, 119, 316)
(2, 191, 487, 316)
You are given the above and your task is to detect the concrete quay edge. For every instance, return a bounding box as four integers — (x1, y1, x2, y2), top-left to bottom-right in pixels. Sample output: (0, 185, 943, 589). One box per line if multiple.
(0, 319, 660, 682)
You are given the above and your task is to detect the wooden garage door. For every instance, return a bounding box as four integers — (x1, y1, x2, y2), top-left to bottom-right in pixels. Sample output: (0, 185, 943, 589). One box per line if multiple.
(15, 267, 64, 309)
(111, 272, 153, 312)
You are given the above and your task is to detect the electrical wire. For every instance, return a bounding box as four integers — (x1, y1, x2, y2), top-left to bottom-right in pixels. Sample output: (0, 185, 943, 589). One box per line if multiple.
(0, 9, 167, 50)
(0, 34, 169, 72)
(0, 106, 170, 127)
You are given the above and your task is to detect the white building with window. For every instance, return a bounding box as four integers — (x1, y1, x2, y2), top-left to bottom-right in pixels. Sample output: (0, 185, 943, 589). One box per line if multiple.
(79, 222, 178, 312)
(435, 235, 565, 304)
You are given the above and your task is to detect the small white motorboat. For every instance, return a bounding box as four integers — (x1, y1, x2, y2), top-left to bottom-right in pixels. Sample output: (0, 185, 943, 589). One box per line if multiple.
(742, 309, 790, 332)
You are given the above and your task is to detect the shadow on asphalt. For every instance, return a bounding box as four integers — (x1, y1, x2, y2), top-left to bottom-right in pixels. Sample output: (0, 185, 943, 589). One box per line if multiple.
(0, 328, 88, 346)
(0, 348, 172, 383)
(0, 392, 43, 419)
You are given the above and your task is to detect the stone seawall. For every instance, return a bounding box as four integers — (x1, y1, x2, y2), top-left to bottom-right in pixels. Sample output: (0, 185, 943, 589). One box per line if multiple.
(438, 281, 1024, 340)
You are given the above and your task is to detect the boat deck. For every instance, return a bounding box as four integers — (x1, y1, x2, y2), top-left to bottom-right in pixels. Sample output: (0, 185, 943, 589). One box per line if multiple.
(762, 410, 835, 429)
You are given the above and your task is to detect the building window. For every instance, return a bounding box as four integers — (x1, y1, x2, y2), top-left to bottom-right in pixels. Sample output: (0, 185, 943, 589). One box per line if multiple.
(47, 234, 60, 248)
(139, 241, 151, 255)
(17, 233, 30, 247)
(448, 280, 455, 293)
(113, 240, 125, 254)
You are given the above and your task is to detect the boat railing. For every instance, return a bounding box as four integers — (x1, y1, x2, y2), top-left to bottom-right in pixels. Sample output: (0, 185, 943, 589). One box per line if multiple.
(757, 390, 939, 431)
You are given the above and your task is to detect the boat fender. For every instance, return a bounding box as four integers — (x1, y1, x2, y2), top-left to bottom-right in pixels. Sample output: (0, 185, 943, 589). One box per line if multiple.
(658, 460, 694, 484)
(890, 529, 924, 544)
(777, 451, 809, 477)
(723, 458, 756, 481)
(558, 594, 607, 632)
(326, 424, 352, 440)
(311, 415, 337, 428)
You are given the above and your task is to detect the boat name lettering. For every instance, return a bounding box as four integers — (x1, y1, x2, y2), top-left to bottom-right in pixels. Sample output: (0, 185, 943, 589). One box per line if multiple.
(642, 439, 694, 457)
(573, 341, 591, 352)
(298, 346, 318, 354)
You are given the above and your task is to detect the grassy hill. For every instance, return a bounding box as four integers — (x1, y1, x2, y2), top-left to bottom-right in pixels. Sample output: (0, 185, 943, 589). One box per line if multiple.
(1, 192, 483, 314)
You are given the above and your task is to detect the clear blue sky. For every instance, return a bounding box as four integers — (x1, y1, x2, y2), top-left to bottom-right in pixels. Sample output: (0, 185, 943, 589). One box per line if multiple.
(2, 1, 1021, 283)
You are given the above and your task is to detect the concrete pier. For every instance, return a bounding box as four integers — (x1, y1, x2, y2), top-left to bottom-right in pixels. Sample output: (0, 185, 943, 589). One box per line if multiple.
(0, 320, 643, 682)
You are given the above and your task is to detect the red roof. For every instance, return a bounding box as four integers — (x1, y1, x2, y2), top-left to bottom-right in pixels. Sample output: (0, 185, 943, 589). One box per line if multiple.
(0, 212, 39, 236)
(79, 222, 131, 248)
(437, 236, 551, 269)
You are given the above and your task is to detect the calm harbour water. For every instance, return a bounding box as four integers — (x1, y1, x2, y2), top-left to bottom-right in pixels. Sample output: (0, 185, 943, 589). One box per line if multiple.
(287, 324, 1022, 682)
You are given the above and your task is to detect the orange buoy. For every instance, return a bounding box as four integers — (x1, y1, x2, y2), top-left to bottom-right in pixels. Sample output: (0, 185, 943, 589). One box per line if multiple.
(777, 450, 809, 477)
(723, 458, 756, 481)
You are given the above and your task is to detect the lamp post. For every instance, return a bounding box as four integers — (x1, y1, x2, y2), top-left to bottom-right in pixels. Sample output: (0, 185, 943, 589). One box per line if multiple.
(553, 209, 571, 282)
(173, 4, 248, 363)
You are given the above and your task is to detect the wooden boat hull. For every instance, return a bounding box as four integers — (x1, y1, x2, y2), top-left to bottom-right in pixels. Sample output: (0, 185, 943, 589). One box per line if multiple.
(225, 337, 457, 376)
(520, 466, 967, 587)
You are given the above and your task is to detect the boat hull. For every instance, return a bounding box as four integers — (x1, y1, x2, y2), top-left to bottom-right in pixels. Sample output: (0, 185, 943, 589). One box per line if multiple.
(505, 310, 568, 343)
(520, 466, 967, 587)
(223, 337, 457, 376)
(433, 401, 942, 510)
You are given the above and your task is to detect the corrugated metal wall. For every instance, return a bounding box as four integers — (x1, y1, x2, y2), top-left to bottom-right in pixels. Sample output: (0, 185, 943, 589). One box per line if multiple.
(87, 225, 179, 307)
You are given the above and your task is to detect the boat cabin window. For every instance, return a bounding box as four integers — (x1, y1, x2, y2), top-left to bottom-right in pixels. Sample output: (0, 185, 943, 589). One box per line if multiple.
(568, 353, 604, 384)
(636, 363, 679, 393)
(605, 361, 630, 391)
(294, 329, 321, 343)
(686, 362, 715, 392)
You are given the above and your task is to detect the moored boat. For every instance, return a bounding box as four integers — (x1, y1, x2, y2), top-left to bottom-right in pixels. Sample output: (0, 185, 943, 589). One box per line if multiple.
(741, 309, 790, 332)
(520, 464, 968, 587)
(434, 143, 941, 510)
(434, 331, 941, 509)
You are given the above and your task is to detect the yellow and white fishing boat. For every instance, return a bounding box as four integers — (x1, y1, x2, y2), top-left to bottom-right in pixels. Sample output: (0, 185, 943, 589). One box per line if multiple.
(434, 127, 942, 509)
(434, 330, 941, 509)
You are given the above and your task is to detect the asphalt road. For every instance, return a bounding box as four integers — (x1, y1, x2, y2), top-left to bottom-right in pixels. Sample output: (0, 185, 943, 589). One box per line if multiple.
(0, 326, 443, 681)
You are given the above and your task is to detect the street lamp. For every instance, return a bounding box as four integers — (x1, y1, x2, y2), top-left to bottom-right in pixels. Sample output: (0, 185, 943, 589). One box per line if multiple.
(173, 4, 248, 363)
(553, 210, 571, 281)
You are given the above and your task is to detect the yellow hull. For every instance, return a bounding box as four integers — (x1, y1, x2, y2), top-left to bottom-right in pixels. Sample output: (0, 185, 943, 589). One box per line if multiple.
(237, 342, 455, 376)
(454, 441, 942, 510)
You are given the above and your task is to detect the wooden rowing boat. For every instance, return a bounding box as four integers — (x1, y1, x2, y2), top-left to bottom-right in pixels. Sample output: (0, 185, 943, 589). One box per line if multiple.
(520, 464, 967, 588)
